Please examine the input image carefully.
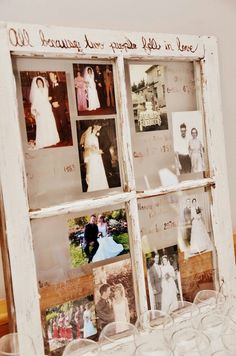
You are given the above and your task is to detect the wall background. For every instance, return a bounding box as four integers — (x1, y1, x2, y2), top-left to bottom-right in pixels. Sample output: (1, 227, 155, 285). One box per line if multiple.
(0, 0, 235, 296)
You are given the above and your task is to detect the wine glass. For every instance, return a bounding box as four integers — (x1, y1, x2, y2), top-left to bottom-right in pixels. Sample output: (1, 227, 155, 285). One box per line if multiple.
(62, 338, 99, 356)
(199, 313, 227, 353)
(0, 333, 37, 356)
(135, 310, 173, 345)
(99, 321, 138, 355)
(135, 341, 173, 355)
(168, 301, 200, 330)
(193, 290, 226, 315)
(221, 328, 236, 353)
(171, 327, 211, 356)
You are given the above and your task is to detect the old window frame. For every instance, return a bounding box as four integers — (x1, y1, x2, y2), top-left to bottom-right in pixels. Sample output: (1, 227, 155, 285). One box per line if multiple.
(0, 23, 234, 354)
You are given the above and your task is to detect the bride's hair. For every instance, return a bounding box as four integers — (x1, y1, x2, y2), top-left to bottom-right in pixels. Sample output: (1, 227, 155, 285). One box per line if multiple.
(29, 76, 48, 104)
(114, 283, 125, 298)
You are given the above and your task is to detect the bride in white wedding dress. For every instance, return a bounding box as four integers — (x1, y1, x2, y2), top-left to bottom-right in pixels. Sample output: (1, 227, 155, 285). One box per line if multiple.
(92, 215, 123, 262)
(160, 255, 178, 313)
(190, 198, 212, 254)
(29, 76, 60, 149)
(80, 124, 109, 192)
(84, 67, 100, 111)
(112, 284, 130, 332)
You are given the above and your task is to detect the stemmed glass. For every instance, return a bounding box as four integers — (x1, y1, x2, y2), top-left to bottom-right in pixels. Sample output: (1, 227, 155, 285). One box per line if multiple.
(98, 321, 138, 355)
(199, 313, 228, 353)
(168, 301, 200, 331)
(171, 327, 211, 356)
(62, 338, 99, 356)
(193, 290, 226, 315)
(0, 333, 37, 356)
(135, 310, 173, 348)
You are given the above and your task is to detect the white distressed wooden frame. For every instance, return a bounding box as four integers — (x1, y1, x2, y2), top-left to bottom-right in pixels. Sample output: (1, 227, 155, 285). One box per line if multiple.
(0, 22, 234, 354)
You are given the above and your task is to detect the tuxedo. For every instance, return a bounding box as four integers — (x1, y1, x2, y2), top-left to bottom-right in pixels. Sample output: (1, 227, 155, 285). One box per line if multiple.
(84, 223, 99, 262)
(184, 206, 192, 243)
(49, 81, 70, 141)
(96, 297, 114, 330)
(98, 127, 113, 181)
(94, 69, 106, 108)
(149, 263, 162, 309)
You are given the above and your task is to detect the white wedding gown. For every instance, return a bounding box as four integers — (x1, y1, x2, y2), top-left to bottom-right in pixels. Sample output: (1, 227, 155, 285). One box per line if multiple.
(190, 207, 212, 253)
(92, 224, 123, 262)
(161, 263, 178, 313)
(113, 298, 130, 332)
(86, 76, 100, 111)
(31, 88, 60, 149)
(83, 309, 97, 338)
(84, 132, 109, 192)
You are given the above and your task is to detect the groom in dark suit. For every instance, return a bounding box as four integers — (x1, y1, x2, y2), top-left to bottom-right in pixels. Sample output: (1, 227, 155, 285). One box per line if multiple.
(96, 283, 114, 331)
(84, 215, 99, 263)
(48, 72, 71, 142)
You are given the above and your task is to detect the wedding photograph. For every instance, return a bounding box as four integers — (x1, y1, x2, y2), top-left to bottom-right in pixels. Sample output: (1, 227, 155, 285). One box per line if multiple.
(178, 191, 213, 259)
(20, 71, 72, 150)
(172, 111, 206, 175)
(145, 245, 183, 312)
(68, 209, 129, 267)
(76, 118, 121, 192)
(73, 63, 116, 115)
(93, 258, 136, 332)
(45, 295, 97, 353)
(129, 64, 168, 132)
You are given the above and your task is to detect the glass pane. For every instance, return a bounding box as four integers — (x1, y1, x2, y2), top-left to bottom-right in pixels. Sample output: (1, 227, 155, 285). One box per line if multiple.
(127, 61, 209, 191)
(138, 187, 215, 310)
(14, 58, 123, 209)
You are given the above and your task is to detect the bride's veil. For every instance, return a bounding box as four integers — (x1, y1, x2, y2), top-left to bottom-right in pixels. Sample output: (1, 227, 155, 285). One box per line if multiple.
(83, 67, 94, 83)
(80, 126, 92, 147)
(29, 76, 49, 104)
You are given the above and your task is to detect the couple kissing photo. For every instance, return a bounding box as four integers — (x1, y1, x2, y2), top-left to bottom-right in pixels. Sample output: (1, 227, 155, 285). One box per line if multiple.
(93, 259, 136, 332)
(68, 209, 129, 267)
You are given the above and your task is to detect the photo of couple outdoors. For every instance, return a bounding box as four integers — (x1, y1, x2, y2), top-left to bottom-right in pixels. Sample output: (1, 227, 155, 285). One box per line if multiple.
(20, 71, 72, 150)
(73, 63, 116, 115)
(146, 245, 183, 313)
(46, 296, 97, 352)
(180, 195, 213, 259)
(77, 119, 121, 192)
(68, 209, 129, 267)
(93, 259, 136, 333)
(172, 111, 206, 175)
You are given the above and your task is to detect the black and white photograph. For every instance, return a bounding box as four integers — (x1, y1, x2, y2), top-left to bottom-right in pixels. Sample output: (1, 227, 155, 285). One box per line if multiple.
(45, 295, 97, 352)
(76, 118, 121, 192)
(93, 258, 136, 332)
(20, 71, 72, 150)
(73, 63, 116, 116)
(129, 64, 168, 132)
(178, 192, 213, 259)
(145, 245, 183, 313)
(172, 111, 206, 175)
(68, 209, 129, 267)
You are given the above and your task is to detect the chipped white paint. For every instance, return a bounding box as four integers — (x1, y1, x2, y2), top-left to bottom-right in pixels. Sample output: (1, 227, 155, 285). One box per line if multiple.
(0, 25, 44, 354)
(201, 36, 235, 295)
(0, 21, 233, 355)
(30, 191, 136, 219)
(137, 177, 215, 200)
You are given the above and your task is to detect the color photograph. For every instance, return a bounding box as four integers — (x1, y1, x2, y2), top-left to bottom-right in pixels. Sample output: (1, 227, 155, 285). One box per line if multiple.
(129, 64, 168, 132)
(76, 118, 121, 192)
(45, 295, 97, 352)
(20, 71, 72, 150)
(68, 209, 129, 267)
(93, 258, 136, 332)
(73, 63, 116, 115)
(145, 245, 183, 312)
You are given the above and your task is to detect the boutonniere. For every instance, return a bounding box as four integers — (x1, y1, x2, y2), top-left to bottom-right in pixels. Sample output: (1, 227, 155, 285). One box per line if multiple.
(96, 132, 100, 137)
